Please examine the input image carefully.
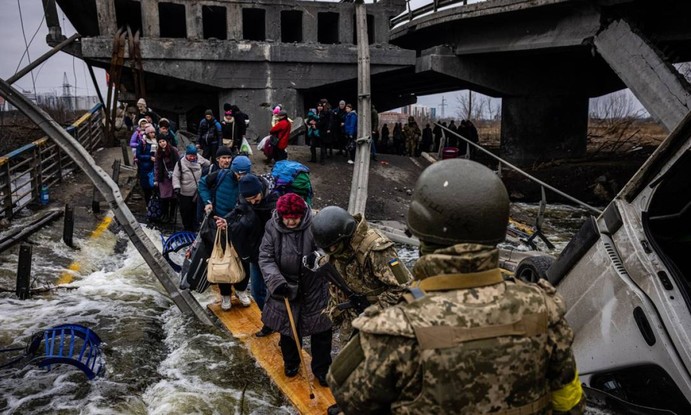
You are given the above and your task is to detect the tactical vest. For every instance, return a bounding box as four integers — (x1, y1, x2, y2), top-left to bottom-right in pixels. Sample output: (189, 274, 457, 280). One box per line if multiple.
(396, 270, 552, 415)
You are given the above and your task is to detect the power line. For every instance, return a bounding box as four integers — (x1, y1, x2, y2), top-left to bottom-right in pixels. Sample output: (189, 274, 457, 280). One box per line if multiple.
(13, 15, 46, 75)
(16, 0, 38, 98)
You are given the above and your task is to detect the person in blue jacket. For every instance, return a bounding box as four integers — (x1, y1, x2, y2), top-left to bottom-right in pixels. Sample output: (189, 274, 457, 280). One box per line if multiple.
(344, 103, 358, 164)
(198, 148, 253, 310)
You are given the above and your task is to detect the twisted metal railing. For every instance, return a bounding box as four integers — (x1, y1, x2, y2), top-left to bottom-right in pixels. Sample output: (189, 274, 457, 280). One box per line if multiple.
(0, 104, 104, 219)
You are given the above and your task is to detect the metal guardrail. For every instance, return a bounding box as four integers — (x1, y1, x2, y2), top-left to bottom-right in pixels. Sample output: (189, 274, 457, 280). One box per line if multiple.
(435, 123, 603, 215)
(391, 0, 470, 28)
(0, 104, 104, 219)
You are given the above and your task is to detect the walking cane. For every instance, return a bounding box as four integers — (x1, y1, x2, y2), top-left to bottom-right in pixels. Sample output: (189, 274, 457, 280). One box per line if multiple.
(284, 297, 315, 400)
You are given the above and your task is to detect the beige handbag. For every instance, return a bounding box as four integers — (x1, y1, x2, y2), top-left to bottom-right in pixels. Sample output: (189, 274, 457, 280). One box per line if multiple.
(207, 228, 245, 284)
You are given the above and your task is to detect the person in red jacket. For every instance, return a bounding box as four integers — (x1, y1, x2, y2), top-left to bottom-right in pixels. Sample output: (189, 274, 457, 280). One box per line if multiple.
(270, 110, 292, 162)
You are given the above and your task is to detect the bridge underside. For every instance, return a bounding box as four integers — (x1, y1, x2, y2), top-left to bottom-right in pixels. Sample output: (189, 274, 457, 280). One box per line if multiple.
(77, 38, 417, 136)
(390, 0, 691, 165)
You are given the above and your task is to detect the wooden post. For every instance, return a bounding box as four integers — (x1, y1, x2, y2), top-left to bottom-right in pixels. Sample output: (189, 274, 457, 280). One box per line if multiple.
(16, 244, 32, 300)
(348, 0, 372, 216)
(121, 139, 131, 166)
(112, 159, 121, 184)
(92, 186, 100, 213)
(63, 203, 74, 248)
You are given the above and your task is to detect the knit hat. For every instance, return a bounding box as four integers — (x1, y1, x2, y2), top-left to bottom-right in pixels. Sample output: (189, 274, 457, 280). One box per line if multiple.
(223, 102, 231, 111)
(159, 118, 170, 128)
(238, 174, 263, 198)
(231, 155, 252, 174)
(137, 98, 146, 106)
(145, 125, 156, 134)
(225, 110, 232, 116)
(138, 118, 148, 127)
(277, 110, 287, 118)
(216, 145, 233, 158)
(276, 193, 307, 219)
(205, 109, 214, 117)
(339, 100, 346, 106)
(273, 105, 282, 115)
(185, 144, 198, 155)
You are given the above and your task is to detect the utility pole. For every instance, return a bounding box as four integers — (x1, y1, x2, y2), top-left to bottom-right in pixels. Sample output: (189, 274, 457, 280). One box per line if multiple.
(62, 72, 73, 111)
(348, 0, 372, 215)
(467, 90, 472, 120)
(440, 95, 447, 118)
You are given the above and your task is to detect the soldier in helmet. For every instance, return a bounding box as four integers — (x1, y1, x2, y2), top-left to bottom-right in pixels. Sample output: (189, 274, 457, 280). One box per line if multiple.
(305, 206, 412, 337)
(327, 159, 585, 415)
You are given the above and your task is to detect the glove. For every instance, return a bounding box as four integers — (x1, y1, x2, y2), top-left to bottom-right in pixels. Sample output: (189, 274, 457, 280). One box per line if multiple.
(274, 281, 299, 301)
(174, 188, 180, 197)
(302, 250, 323, 272)
(274, 282, 289, 296)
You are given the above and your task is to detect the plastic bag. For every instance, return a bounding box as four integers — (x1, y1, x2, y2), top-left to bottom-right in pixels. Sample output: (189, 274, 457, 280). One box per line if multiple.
(240, 137, 253, 155)
(257, 135, 271, 151)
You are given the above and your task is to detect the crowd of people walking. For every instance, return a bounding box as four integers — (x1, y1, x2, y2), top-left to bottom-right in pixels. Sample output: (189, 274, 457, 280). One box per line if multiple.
(127, 96, 583, 415)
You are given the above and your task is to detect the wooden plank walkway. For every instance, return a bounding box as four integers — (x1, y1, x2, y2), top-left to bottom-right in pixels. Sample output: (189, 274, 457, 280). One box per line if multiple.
(209, 300, 336, 415)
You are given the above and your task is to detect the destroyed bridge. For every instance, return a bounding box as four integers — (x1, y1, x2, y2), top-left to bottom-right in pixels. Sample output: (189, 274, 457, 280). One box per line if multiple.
(47, 0, 691, 165)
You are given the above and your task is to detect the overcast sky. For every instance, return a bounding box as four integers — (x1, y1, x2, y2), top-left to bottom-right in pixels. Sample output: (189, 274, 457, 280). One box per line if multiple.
(1, 0, 643, 118)
(1, 0, 108, 98)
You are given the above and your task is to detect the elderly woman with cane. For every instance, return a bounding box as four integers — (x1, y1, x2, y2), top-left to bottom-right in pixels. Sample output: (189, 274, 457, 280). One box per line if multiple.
(259, 193, 332, 387)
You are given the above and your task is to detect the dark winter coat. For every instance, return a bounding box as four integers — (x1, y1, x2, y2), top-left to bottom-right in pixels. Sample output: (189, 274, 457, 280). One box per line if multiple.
(259, 208, 332, 338)
(317, 109, 333, 144)
(198, 118, 222, 148)
(154, 144, 180, 199)
(224, 177, 278, 262)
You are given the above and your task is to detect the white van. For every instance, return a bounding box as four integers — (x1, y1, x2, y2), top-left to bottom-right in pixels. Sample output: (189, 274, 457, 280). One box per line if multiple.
(543, 113, 691, 413)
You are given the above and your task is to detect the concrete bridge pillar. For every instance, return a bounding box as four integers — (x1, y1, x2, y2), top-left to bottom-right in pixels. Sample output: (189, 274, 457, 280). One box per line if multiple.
(219, 88, 304, 140)
(500, 95, 588, 166)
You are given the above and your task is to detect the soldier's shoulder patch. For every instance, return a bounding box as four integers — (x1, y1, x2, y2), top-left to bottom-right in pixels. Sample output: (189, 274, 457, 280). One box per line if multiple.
(352, 306, 415, 338)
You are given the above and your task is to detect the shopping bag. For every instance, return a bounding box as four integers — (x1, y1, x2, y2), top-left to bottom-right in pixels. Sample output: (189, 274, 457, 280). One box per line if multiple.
(240, 137, 253, 155)
(207, 228, 245, 284)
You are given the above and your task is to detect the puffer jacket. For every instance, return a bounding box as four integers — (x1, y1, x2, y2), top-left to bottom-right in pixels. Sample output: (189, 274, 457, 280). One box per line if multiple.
(197, 169, 239, 217)
(172, 154, 211, 197)
(259, 208, 332, 338)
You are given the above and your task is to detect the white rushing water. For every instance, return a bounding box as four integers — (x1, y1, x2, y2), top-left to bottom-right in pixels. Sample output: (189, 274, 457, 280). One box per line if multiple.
(0, 215, 292, 414)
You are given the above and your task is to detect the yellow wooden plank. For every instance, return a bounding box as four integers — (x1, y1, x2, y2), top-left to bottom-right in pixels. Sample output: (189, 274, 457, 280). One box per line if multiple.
(209, 301, 336, 415)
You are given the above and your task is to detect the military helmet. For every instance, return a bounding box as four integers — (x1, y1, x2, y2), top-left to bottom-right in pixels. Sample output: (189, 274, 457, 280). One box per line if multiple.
(311, 206, 357, 249)
(407, 159, 509, 246)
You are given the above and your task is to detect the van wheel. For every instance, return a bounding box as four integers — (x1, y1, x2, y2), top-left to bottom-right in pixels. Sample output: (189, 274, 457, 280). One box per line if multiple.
(515, 256, 555, 283)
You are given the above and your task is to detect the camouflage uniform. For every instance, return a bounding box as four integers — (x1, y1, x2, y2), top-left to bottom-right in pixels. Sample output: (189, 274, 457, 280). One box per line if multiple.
(328, 244, 584, 415)
(325, 214, 412, 333)
(403, 120, 421, 156)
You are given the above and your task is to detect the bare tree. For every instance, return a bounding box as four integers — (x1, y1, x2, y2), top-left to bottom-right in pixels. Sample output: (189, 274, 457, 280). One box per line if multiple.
(455, 91, 501, 121)
(589, 90, 643, 120)
(588, 90, 646, 156)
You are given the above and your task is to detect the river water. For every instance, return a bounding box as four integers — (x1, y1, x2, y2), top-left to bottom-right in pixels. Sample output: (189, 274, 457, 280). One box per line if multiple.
(0, 203, 608, 414)
(0, 210, 291, 414)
